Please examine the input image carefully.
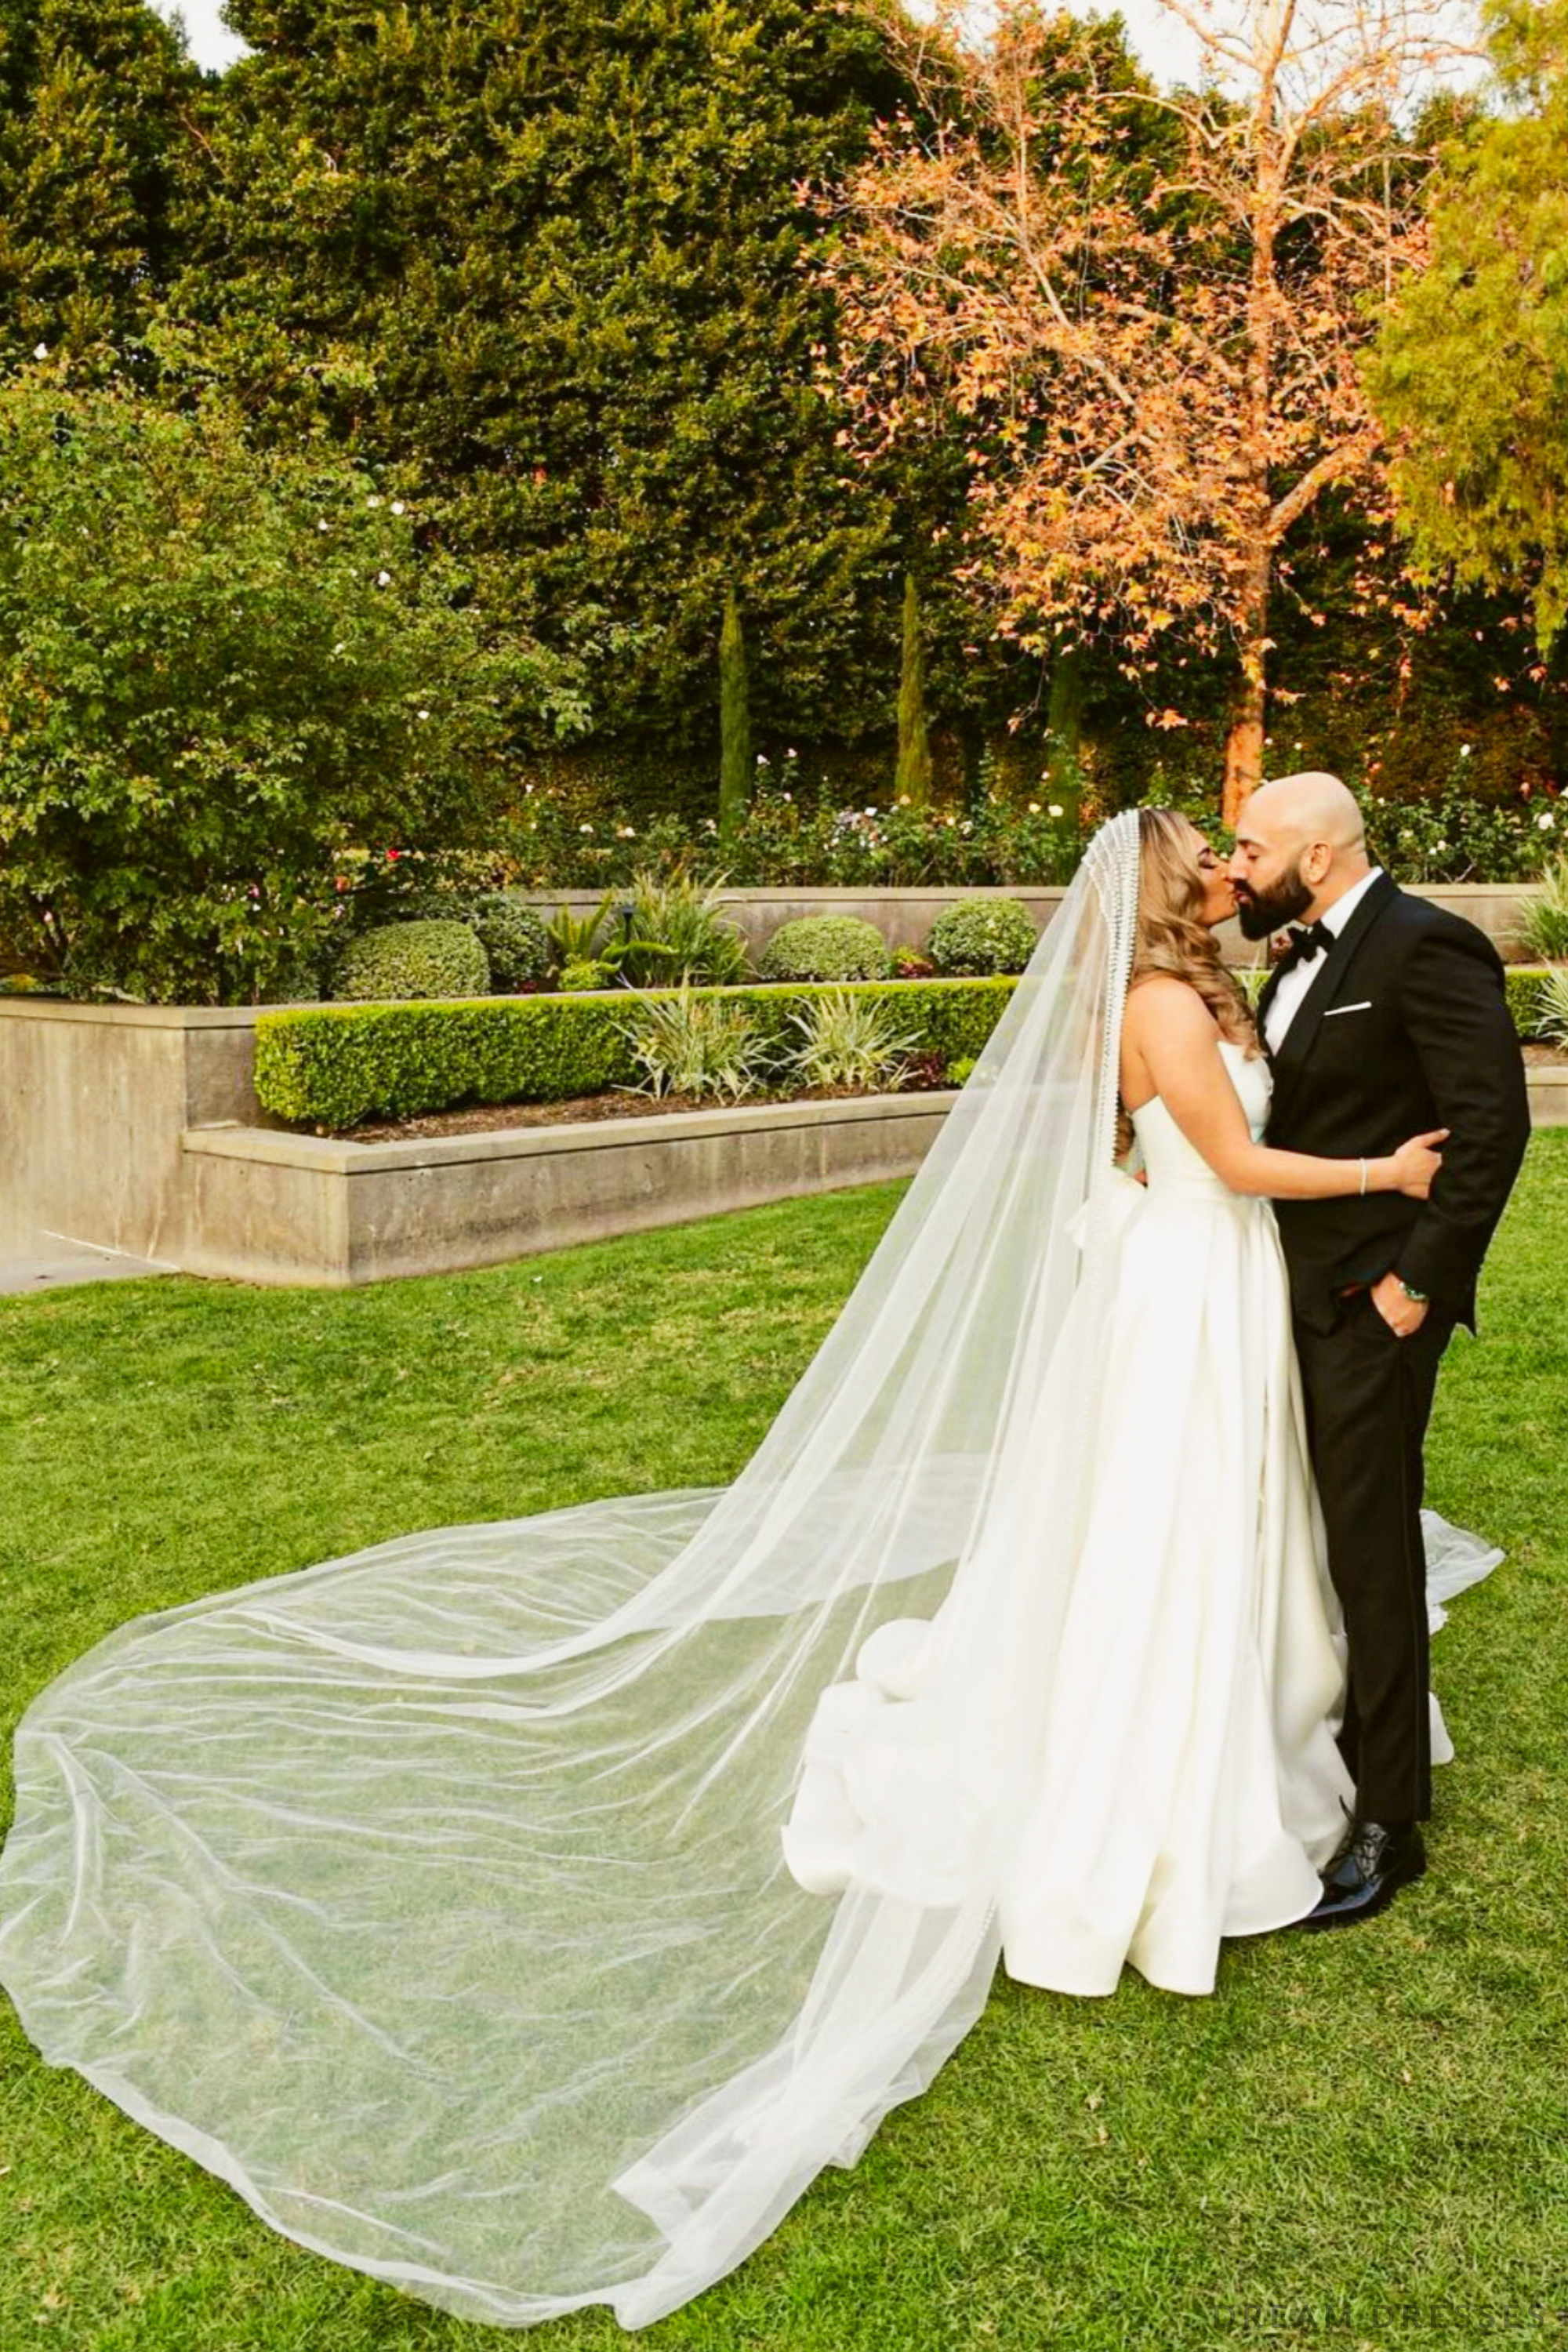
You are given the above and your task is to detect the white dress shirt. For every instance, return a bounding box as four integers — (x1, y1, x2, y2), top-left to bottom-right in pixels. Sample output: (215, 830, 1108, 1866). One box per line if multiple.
(1262, 867, 1385, 1056)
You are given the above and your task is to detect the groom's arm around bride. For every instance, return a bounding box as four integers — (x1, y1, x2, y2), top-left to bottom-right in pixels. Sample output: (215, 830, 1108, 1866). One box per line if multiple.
(1230, 771, 1530, 1923)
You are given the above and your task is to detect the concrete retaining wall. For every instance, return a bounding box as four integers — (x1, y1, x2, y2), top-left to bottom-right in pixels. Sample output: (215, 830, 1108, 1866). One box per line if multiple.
(515, 882, 1541, 968)
(2, 902, 1560, 1287)
(177, 1094, 951, 1286)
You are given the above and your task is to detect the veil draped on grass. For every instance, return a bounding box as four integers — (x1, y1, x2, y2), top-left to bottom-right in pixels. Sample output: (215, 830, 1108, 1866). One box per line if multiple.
(0, 816, 1162, 2326)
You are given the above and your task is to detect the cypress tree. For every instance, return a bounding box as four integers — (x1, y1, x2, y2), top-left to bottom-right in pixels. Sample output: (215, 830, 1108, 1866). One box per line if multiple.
(894, 569, 932, 805)
(1044, 641, 1083, 818)
(719, 587, 750, 840)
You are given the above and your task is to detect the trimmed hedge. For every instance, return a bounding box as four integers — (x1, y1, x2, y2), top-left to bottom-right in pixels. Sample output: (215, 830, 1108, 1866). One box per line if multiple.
(255, 978, 1017, 1131)
(255, 964, 1558, 1131)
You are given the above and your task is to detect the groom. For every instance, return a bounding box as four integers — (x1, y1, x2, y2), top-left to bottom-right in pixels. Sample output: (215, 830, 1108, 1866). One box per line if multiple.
(1230, 773, 1530, 1929)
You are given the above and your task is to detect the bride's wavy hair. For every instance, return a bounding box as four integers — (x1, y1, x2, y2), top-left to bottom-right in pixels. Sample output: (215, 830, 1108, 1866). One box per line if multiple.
(1116, 808, 1256, 1157)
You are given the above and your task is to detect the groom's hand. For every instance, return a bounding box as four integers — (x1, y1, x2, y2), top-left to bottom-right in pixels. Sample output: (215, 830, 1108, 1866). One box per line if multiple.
(1371, 1271, 1428, 1338)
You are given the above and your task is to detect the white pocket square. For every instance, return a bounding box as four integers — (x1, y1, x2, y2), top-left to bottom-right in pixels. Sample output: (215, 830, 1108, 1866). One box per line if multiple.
(1324, 1000, 1373, 1017)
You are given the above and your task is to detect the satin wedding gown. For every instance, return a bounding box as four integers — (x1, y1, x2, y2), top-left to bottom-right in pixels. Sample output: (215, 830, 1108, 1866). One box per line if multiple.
(0, 818, 1499, 2328)
(788, 1044, 1354, 1994)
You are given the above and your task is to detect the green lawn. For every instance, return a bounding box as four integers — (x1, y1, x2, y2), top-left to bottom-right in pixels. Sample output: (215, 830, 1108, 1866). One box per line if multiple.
(2, 1138, 1566, 2352)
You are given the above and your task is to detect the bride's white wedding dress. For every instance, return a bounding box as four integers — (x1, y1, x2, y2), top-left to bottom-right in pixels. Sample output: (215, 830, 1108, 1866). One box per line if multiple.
(0, 821, 1500, 2329)
(787, 1045, 1349, 1994)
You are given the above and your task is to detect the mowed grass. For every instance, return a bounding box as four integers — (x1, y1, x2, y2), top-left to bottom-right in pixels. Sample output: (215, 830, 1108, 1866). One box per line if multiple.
(2, 1136, 1565, 2352)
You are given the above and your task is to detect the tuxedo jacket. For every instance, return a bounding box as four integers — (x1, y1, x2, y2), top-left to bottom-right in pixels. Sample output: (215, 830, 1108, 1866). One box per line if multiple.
(1258, 873, 1530, 1334)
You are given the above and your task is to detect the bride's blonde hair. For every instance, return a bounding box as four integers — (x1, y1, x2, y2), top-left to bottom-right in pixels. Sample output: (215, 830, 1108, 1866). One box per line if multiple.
(1116, 808, 1255, 1156)
(1131, 808, 1254, 1044)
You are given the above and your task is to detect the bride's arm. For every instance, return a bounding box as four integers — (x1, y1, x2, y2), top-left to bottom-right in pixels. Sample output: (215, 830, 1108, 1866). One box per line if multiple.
(1123, 978, 1444, 1200)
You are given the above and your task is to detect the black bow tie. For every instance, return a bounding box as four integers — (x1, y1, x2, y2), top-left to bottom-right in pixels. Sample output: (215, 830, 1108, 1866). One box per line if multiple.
(1273, 920, 1336, 976)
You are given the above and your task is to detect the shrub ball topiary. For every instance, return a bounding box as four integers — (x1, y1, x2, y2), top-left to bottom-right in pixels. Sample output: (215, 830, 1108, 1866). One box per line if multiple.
(927, 898, 1038, 977)
(336, 920, 490, 1003)
(757, 914, 892, 983)
(467, 894, 554, 991)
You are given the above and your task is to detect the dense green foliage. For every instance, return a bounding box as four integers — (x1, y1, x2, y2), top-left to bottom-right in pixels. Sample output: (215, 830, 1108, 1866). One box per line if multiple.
(0, 0, 199, 373)
(2, 1148, 1566, 2350)
(0, 0, 1563, 945)
(335, 920, 491, 1004)
(0, 379, 524, 1003)
(460, 894, 555, 992)
(169, 0, 925, 746)
(254, 976, 1014, 1127)
(1370, 1, 1568, 651)
(927, 897, 1039, 977)
(391, 891, 557, 991)
(758, 914, 894, 982)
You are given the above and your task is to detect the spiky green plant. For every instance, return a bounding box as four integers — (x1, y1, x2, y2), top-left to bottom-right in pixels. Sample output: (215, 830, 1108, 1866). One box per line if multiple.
(617, 985, 766, 1101)
(786, 988, 920, 1091)
(623, 868, 749, 986)
(1521, 854, 1568, 963)
(1540, 967, 1568, 1049)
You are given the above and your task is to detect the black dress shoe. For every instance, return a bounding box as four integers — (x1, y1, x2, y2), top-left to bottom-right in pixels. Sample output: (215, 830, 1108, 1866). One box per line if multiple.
(1294, 1820, 1426, 1933)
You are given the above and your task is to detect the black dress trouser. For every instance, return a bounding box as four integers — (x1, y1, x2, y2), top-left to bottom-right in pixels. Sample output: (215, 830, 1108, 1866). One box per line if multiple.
(1292, 1290, 1454, 1828)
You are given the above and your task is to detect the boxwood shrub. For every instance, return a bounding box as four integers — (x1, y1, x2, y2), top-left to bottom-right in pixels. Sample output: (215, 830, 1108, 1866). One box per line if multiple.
(1504, 964, 1555, 1039)
(927, 897, 1038, 977)
(255, 978, 1015, 1130)
(336, 919, 490, 1003)
(758, 915, 891, 982)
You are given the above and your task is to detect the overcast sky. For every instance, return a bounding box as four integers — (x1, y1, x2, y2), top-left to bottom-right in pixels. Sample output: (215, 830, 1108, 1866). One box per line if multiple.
(152, 1, 1207, 84)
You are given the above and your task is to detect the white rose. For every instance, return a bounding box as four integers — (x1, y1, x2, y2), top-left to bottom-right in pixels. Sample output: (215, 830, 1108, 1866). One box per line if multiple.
(1048, 804, 1065, 818)
(32, 343, 47, 361)
(390, 501, 406, 515)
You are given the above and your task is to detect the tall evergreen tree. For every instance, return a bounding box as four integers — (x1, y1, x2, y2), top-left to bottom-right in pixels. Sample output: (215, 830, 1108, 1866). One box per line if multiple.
(718, 586, 750, 840)
(894, 570, 931, 805)
(167, 0, 932, 747)
(0, 0, 201, 373)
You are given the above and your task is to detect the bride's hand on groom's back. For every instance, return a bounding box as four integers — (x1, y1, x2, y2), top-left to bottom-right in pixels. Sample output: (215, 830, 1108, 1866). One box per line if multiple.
(1391, 1128, 1449, 1200)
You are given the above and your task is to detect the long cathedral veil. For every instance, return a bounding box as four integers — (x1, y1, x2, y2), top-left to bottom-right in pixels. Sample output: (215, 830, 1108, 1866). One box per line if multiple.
(0, 814, 1157, 2326)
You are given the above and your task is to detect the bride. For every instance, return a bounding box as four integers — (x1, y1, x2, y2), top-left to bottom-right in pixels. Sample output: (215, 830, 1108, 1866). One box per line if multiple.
(0, 809, 1486, 2331)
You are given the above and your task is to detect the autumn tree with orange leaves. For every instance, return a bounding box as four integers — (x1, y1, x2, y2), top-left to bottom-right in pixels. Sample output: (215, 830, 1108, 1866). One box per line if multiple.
(828, 0, 1479, 820)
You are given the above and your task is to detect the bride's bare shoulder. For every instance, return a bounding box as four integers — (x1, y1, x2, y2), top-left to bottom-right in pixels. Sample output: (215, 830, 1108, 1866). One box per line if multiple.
(1123, 975, 1214, 1040)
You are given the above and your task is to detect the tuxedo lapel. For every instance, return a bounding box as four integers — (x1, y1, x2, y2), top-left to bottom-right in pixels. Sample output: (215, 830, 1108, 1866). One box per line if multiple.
(1267, 873, 1398, 1126)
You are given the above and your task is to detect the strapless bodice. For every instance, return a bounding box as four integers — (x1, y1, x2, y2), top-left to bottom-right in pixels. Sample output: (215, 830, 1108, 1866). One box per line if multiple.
(1131, 1040, 1270, 1200)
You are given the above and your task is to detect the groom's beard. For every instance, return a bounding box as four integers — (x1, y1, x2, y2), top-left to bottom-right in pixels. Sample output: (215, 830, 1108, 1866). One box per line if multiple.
(1233, 866, 1315, 941)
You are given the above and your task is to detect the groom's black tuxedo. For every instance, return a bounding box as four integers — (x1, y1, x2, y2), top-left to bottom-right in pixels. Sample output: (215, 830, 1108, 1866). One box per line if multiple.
(1258, 872, 1530, 1827)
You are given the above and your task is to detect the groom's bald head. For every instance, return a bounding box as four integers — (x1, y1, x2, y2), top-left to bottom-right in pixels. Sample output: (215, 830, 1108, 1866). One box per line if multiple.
(1229, 771, 1370, 936)
(1247, 772, 1367, 858)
